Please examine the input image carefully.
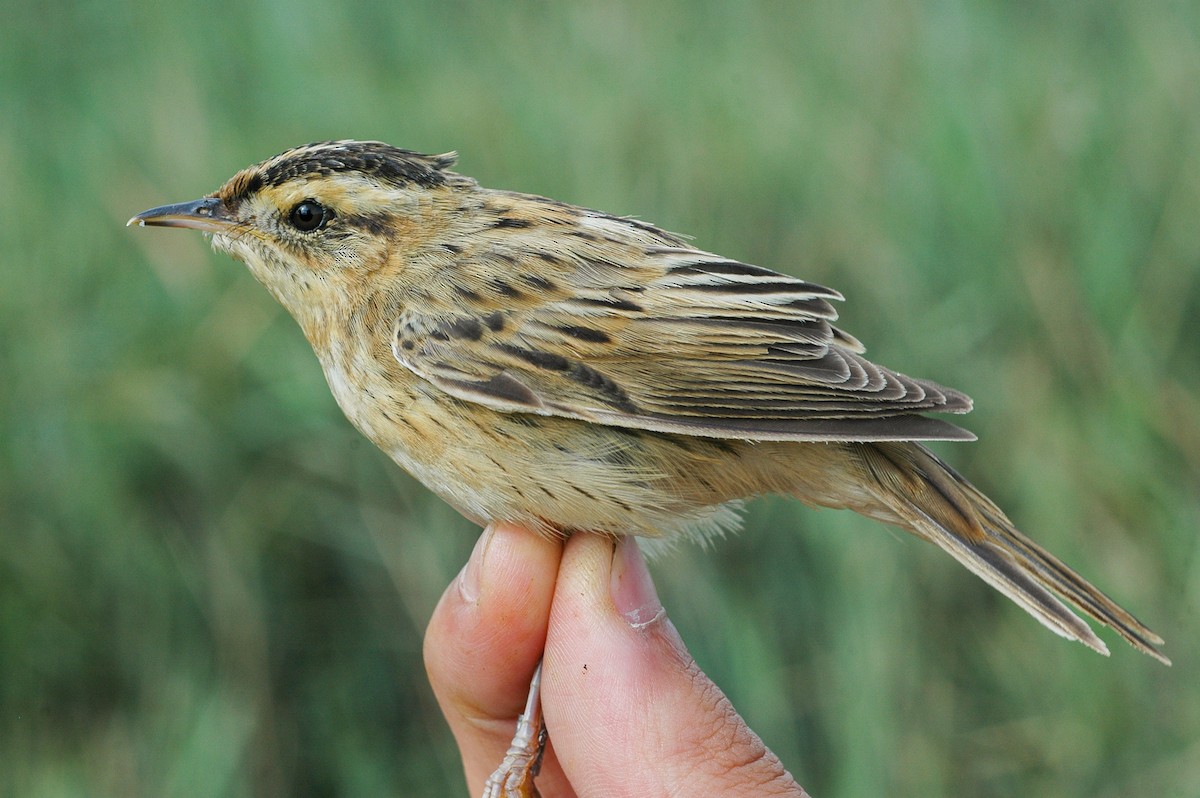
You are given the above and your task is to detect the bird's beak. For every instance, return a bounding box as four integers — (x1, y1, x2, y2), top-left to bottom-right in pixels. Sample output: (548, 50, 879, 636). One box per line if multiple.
(127, 197, 237, 233)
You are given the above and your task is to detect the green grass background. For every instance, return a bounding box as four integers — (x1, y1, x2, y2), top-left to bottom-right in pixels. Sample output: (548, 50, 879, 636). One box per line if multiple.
(2, 2, 1198, 795)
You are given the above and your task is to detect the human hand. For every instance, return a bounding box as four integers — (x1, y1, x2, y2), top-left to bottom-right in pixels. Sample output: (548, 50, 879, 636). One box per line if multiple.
(425, 522, 810, 797)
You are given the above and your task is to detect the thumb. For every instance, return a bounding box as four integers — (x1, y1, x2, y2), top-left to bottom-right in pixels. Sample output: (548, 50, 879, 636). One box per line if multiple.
(541, 534, 809, 798)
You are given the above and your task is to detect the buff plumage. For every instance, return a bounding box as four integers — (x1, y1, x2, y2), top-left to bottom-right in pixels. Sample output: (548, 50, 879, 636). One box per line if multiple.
(131, 139, 1168, 663)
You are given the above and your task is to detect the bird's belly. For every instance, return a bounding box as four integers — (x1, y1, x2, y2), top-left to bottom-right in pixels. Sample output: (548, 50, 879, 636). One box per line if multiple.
(390, 403, 752, 540)
(320, 345, 754, 540)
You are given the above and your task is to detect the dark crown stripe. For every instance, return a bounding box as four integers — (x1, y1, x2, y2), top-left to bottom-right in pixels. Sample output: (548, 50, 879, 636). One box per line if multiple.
(223, 141, 461, 203)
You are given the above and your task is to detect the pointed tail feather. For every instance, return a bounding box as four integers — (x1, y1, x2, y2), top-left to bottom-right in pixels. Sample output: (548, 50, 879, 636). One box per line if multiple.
(857, 442, 1169, 665)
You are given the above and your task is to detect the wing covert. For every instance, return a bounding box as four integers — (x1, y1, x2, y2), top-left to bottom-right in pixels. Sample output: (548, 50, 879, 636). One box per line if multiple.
(390, 206, 974, 442)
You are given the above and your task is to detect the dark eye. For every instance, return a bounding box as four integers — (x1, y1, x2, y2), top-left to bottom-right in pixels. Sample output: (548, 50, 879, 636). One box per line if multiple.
(288, 200, 329, 232)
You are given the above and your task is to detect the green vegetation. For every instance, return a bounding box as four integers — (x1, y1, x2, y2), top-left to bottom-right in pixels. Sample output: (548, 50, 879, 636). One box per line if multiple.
(1, 2, 1196, 795)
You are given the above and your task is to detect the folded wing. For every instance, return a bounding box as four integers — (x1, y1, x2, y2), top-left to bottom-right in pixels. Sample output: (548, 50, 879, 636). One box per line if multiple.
(392, 211, 973, 442)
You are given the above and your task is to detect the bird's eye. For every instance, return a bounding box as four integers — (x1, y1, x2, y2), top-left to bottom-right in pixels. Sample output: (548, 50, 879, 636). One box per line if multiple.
(288, 200, 329, 232)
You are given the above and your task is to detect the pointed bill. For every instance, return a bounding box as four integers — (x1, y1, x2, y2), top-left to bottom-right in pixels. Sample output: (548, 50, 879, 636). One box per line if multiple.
(127, 197, 236, 233)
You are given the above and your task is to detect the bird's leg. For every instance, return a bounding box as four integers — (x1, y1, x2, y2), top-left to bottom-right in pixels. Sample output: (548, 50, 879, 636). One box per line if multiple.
(482, 660, 547, 798)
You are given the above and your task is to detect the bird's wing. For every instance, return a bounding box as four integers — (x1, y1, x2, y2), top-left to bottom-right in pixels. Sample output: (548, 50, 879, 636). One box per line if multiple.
(391, 208, 974, 442)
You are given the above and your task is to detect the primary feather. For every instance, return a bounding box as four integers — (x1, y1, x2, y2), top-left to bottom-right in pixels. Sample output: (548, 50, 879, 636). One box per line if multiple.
(392, 193, 974, 443)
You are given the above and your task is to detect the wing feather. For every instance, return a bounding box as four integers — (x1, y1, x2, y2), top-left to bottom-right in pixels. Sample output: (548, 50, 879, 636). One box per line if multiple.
(391, 201, 974, 442)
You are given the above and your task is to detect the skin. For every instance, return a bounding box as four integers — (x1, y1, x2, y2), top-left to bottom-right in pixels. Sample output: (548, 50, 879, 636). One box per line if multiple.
(425, 523, 809, 798)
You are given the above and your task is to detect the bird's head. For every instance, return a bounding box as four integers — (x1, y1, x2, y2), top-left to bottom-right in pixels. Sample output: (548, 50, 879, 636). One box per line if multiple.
(129, 140, 473, 329)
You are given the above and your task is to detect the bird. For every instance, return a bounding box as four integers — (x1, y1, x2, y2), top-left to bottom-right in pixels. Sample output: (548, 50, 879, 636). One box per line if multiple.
(130, 139, 1169, 796)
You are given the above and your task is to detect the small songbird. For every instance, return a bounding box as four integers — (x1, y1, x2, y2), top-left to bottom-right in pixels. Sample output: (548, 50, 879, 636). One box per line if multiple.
(131, 140, 1168, 795)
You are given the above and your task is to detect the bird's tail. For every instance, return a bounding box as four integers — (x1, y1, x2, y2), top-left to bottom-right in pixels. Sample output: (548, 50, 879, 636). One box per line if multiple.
(849, 441, 1169, 665)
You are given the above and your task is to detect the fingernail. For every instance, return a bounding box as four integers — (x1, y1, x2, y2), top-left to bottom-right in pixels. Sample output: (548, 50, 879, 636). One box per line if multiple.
(610, 536, 665, 629)
(458, 524, 494, 604)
